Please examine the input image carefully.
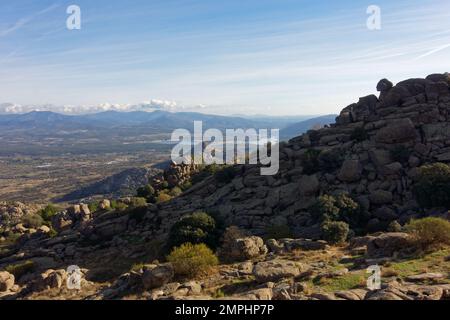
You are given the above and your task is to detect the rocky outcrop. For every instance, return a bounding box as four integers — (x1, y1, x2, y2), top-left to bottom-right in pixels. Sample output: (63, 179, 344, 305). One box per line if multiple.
(122, 73, 450, 241)
(0, 271, 14, 292)
(366, 232, 413, 257)
(253, 259, 303, 283)
(225, 236, 268, 262)
(141, 263, 174, 290)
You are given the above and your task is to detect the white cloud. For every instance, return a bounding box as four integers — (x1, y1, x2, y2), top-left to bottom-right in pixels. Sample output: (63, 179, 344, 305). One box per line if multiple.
(0, 99, 217, 115)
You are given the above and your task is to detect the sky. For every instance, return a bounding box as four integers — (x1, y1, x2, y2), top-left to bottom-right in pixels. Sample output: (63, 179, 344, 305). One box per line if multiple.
(0, 0, 450, 115)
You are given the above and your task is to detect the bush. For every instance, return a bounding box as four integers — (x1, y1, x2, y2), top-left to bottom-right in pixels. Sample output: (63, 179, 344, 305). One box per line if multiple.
(350, 127, 368, 142)
(310, 195, 340, 222)
(387, 220, 402, 232)
(88, 202, 99, 213)
(390, 145, 411, 164)
(156, 192, 173, 203)
(334, 194, 365, 228)
(166, 243, 218, 278)
(413, 163, 450, 208)
(39, 204, 60, 222)
(167, 211, 218, 249)
(22, 214, 44, 228)
(321, 221, 349, 244)
(169, 187, 183, 197)
(129, 197, 147, 208)
(137, 184, 155, 199)
(405, 217, 450, 251)
(110, 200, 128, 211)
(180, 181, 192, 191)
(301, 149, 321, 175)
(5, 260, 35, 279)
(310, 194, 366, 229)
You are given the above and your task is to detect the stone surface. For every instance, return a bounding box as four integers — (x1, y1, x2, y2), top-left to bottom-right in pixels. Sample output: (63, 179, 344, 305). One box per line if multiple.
(142, 263, 174, 289)
(0, 271, 15, 292)
(367, 232, 412, 257)
(253, 260, 302, 283)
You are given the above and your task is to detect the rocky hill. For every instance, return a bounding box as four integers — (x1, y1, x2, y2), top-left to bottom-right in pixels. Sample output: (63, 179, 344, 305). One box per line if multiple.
(57, 167, 160, 202)
(1, 73, 450, 300)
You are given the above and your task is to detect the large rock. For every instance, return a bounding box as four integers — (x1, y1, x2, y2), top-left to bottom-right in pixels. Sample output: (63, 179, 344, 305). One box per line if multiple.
(298, 174, 319, 196)
(375, 119, 417, 144)
(338, 160, 362, 182)
(377, 79, 393, 92)
(367, 232, 412, 257)
(226, 236, 268, 262)
(253, 259, 302, 283)
(142, 263, 174, 289)
(369, 190, 393, 205)
(0, 271, 15, 292)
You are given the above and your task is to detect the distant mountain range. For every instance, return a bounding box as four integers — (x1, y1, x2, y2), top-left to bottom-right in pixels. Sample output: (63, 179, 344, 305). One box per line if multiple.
(0, 110, 336, 137)
(0, 110, 337, 157)
(279, 114, 337, 139)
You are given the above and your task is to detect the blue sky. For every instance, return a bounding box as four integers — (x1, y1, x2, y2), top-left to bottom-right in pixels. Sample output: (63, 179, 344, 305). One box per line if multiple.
(0, 0, 450, 115)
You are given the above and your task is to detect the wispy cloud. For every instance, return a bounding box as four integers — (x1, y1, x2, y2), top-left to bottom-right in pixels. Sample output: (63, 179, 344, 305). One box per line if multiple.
(0, 3, 59, 37)
(415, 43, 450, 60)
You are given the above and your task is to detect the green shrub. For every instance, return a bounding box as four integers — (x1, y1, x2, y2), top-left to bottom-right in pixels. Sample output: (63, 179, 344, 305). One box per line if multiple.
(310, 195, 340, 222)
(169, 187, 183, 197)
(334, 194, 366, 228)
(350, 127, 368, 142)
(321, 221, 349, 244)
(301, 149, 321, 175)
(5, 260, 35, 279)
(39, 204, 60, 222)
(156, 192, 173, 203)
(88, 202, 99, 213)
(129, 197, 147, 208)
(180, 181, 192, 191)
(161, 181, 169, 189)
(413, 163, 450, 208)
(405, 217, 450, 251)
(110, 200, 128, 211)
(387, 220, 402, 232)
(22, 214, 44, 228)
(137, 184, 155, 199)
(310, 194, 366, 229)
(166, 243, 218, 278)
(48, 227, 58, 238)
(167, 211, 218, 250)
(390, 145, 411, 164)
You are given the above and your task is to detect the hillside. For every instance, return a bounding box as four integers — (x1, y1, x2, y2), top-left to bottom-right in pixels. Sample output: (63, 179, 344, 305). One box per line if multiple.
(1, 73, 450, 300)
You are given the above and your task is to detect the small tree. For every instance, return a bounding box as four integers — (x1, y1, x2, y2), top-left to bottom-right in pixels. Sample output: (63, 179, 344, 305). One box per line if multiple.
(413, 163, 450, 208)
(321, 221, 349, 244)
(310, 195, 340, 222)
(167, 211, 218, 249)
